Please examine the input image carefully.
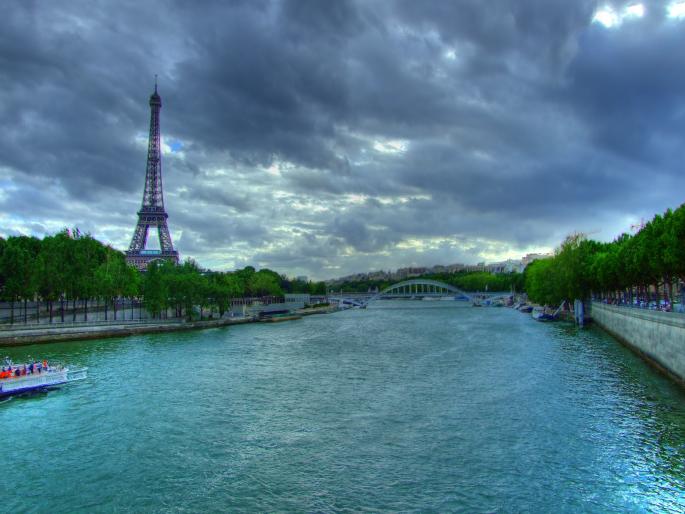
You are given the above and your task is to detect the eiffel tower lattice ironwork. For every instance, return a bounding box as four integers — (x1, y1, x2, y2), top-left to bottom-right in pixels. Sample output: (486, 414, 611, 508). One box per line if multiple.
(125, 82, 179, 270)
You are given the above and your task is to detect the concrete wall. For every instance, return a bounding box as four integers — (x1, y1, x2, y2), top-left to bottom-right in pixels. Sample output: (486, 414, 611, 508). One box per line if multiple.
(591, 302, 685, 384)
(285, 293, 311, 305)
(0, 318, 254, 347)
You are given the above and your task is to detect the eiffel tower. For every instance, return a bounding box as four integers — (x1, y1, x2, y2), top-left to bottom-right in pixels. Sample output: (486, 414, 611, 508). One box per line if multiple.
(125, 81, 179, 270)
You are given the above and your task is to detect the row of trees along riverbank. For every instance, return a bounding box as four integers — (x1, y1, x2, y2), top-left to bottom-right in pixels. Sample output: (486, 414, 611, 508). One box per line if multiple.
(0, 229, 326, 323)
(525, 204, 685, 307)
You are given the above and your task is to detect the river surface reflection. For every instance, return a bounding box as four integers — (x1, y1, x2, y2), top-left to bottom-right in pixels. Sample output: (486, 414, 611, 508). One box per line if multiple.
(2, 302, 684, 512)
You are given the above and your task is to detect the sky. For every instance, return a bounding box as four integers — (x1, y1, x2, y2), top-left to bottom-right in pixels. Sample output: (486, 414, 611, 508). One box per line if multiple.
(1, 0, 685, 280)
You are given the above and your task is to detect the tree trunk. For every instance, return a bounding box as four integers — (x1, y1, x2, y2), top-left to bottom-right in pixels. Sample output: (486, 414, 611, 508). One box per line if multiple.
(10, 299, 14, 325)
(24, 298, 28, 324)
(61, 297, 64, 323)
(49, 300, 53, 324)
(113, 298, 117, 321)
(73, 298, 77, 322)
(104, 298, 108, 321)
(667, 278, 674, 307)
(84, 298, 88, 322)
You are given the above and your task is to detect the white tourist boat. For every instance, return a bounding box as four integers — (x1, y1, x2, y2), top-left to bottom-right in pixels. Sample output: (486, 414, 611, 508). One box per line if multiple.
(0, 359, 87, 399)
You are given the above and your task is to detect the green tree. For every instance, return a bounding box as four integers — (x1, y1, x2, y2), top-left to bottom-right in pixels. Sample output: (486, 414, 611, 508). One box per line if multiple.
(664, 204, 685, 304)
(142, 260, 167, 318)
(0, 236, 41, 323)
(248, 270, 284, 297)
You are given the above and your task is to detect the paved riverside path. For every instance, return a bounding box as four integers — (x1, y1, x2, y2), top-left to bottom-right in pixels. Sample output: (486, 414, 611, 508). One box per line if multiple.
(0, 317, 254, 346)
(0, 305, 336, 347)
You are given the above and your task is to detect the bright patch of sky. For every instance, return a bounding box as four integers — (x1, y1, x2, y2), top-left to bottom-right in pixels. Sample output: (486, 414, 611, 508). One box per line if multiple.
(593, 7, 620, 28)
(668, 1, 685, 18)
(161, 140, 182, 156)
(624, 3, 644, 18)
(263, 159, 296, 177)
(346, 194, 367, 204)
(264, 163, 281, 176)
(372, 139, 408, 154)
(592, 4, 644, 28)
(136, 134, 183, 155)
(134, 132, 148, 147)
(144, 226, 161, 250)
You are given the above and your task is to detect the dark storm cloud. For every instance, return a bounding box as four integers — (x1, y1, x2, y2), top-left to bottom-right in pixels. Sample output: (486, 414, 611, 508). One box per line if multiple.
(0, 1, 179, 199)
(176, 185, 252, 212)
(564, 16, 685, 165)
(2, 0, 684, 278)
(327, 217, 400, 253)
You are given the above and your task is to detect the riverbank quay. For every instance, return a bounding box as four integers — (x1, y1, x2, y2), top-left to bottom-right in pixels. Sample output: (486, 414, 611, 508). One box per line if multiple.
(295, 305, 337, 316)
(0, 304, 340, 347)
(0, 317, 255, 347)
(591, 301, 685, 386)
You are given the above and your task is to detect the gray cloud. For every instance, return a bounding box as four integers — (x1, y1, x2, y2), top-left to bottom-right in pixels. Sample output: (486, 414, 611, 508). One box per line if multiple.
(2, 0, 684, 279)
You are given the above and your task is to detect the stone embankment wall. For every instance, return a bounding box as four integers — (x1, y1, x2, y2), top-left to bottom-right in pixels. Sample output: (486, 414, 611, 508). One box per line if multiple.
(591, 302, 685, 384)
(0, 318, 253, 347)
(0, 305, 336, 347)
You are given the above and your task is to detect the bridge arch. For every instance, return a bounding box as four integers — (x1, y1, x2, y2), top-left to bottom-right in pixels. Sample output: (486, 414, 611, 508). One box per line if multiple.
(367, 279, 471, 303)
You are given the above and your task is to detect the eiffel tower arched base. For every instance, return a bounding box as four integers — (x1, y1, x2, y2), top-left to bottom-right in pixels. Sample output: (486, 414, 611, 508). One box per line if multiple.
(126, 250, 179, 271)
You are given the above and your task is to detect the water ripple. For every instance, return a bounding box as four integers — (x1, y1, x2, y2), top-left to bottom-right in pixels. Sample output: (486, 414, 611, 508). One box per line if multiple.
(1, 303, 684, 512)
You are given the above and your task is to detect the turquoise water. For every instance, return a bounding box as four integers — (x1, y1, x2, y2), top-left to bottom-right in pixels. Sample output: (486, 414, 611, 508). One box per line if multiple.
(2, 302, 685, 512)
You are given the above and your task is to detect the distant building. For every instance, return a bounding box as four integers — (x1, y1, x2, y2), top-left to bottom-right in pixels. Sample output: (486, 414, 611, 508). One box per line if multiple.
(296, 275, 308, 282)
(521, 253, 552, 268)
(484, 253, 553, 274)
(395, 267, 427, 279)
(463, 262, 486, 272)
(486, 259, 523, 274)
(325, 253, 555, 284)
(284, 293, 310, 308)
(446, 263, 468, 273)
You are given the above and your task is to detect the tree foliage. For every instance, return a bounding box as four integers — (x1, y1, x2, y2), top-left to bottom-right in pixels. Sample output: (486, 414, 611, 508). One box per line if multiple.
(525, 203, 685, 305)
(0, 229, 327, 321)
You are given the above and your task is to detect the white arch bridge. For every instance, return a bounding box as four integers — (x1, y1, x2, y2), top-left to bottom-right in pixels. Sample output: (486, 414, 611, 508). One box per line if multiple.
(328, 279, 512, 307)
(370, 279, 471, 301)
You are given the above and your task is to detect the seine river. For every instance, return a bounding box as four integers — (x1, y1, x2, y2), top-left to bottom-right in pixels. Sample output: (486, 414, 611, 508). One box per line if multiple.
(2, 302, 685, 512)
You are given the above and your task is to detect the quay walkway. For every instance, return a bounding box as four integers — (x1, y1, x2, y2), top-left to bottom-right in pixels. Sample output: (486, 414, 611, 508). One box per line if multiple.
(0, 305, 336, 347)
(0, 317, 252, 347)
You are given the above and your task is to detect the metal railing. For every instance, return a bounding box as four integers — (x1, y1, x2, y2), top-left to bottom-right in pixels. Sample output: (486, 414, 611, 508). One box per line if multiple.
(0, 295, 291, 328)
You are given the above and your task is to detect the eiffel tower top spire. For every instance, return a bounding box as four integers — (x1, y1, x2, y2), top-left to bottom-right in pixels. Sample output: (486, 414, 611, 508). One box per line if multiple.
(125, 81, 179, 270)
(141, 80, 164, 211)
